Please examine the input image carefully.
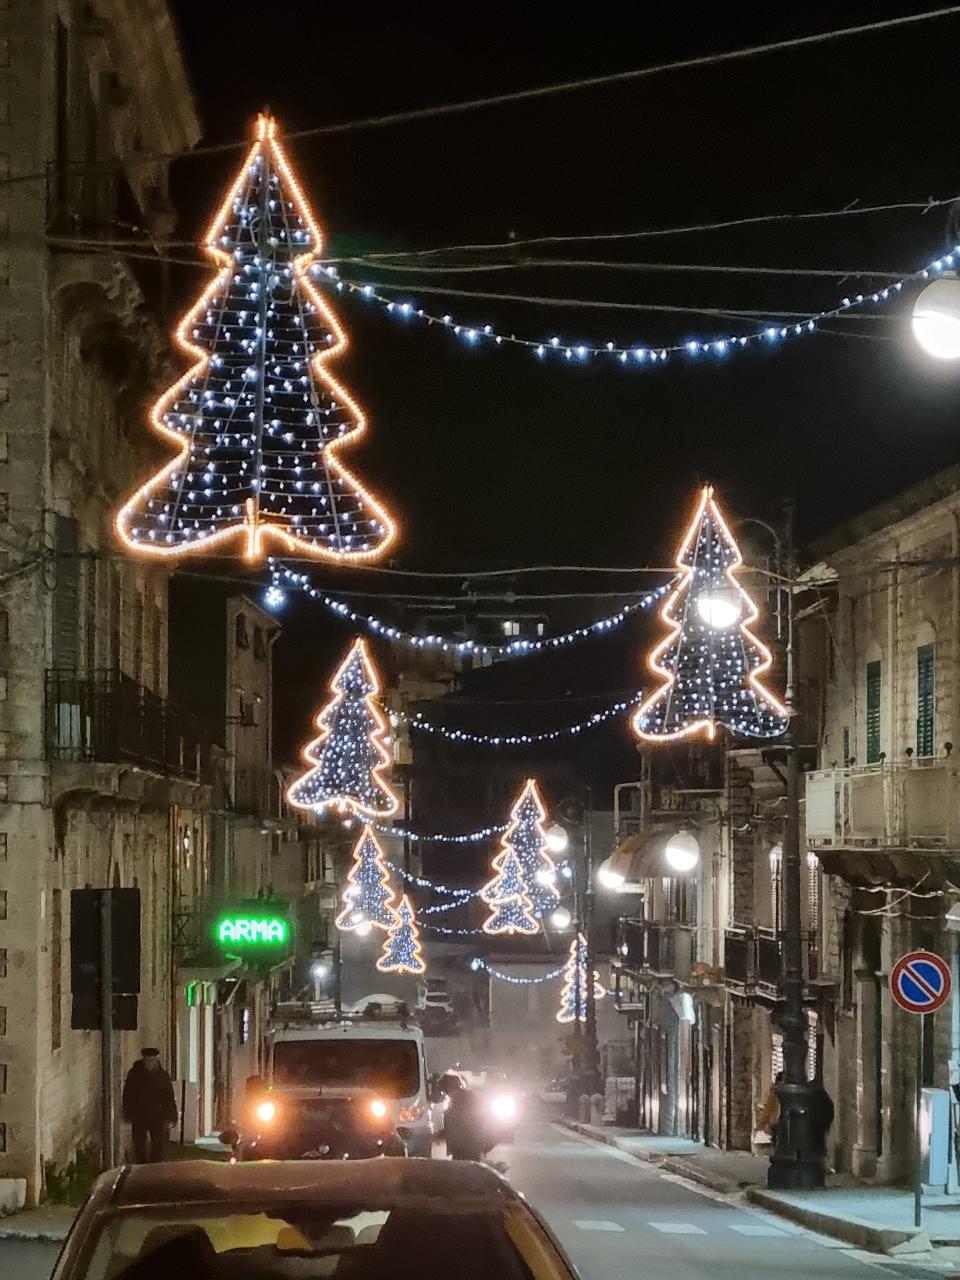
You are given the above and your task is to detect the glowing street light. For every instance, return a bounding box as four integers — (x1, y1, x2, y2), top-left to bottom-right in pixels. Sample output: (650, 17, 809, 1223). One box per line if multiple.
(550, 906, 573, 930)
(695, 585, 741, 630)
(596, 857, 626, 890)
(664, 830, 700, 873)
(545, 823, 569, 854)
(913, 275, 960, 360)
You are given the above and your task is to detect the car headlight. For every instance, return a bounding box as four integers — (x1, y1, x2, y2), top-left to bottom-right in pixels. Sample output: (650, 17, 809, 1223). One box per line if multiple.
(490, 1093, 516, 1121)
(255, 1099, 277, 1124)
(369, 1098, 388, 1120)
(398, 1103, 424, 1123)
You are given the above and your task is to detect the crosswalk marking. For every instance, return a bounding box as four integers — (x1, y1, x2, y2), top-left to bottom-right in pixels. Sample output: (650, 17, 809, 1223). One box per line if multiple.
(572, 1220, 625, 1232)
(729, 1223, 788, 1237)
(649, 1222, 707, 1235)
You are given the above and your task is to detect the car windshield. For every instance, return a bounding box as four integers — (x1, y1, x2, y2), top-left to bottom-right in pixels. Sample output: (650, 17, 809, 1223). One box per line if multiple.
(273, 1040, 420, 1097)
(78, 1200, 547, 1280)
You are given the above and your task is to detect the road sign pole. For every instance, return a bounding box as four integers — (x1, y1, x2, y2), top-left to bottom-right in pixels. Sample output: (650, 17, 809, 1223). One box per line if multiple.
(915, 1012, 924, 1229)
(100, 888, 115, 1170)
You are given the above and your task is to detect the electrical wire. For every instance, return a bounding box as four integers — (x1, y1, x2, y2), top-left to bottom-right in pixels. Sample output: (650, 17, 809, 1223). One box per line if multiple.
(337, 256, 907, 280)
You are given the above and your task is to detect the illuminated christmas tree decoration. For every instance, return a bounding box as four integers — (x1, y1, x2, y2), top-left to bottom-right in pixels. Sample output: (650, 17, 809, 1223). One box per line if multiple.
(491, 780, 559, 920)
(116, 114, 396, 564)
(377, 895, 426, 975)
(632, 486, 788, 742)
(287, 636, 398, 817)
(481, 848, 539, 935)
(335, 826, 396, 932)
(556, 933, 605, 1024)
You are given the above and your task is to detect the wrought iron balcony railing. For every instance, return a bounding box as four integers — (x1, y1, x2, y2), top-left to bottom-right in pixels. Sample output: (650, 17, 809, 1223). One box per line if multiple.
(45, 669, 212, 783)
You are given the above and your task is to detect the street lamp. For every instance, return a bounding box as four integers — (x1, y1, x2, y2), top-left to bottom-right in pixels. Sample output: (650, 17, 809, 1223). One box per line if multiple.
(546, 823, 569, 854)
(550, 906, 573, 930)
(695, 584, 741, 630)
(596, 857, 626, 890)
(664, 830, 700, 873)
(913, 275, 960, 360)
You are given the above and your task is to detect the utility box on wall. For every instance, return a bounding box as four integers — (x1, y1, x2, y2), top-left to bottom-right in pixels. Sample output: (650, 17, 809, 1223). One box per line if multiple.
(921, 1087, 950, 1187)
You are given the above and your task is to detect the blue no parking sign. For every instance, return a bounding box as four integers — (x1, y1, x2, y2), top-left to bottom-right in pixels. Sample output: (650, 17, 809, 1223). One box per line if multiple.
(891, 950, 952, 1015)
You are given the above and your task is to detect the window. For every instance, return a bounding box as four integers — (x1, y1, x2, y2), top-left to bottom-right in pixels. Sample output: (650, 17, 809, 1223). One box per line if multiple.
(84, 558, 98, 672)
(0, 891, 6, 920)
(151, 600, 163, 693)
(0, 948, 6, 977)
(253, 626, 266, 660)
(0, 834, 7, 861)
(0, 1007, 5, 1035)
(917, 643, 935, 758)
(52, 515, 80, 669)
(0, 1122, 6, 1152)
(132, 591, 144, 682)
(0, 1064, 6, 1093)
(235, 612, 250, 649)
(501, 620, 519, 637)
(866, 660, 882, 764)
(50, 889, 61, 1050)
(842, 725, 851, 766)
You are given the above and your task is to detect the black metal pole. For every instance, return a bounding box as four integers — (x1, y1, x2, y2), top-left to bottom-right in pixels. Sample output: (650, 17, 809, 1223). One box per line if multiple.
(582, 795, 600, 1096)
(100, 888, 115, 1170)
(768, 499, 831, 1189)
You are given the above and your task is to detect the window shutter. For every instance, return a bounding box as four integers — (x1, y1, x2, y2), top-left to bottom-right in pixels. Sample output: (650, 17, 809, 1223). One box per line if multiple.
(52, 516, 80, 670)
(917, 644, 935, 758)
(866, 661, 881, 764)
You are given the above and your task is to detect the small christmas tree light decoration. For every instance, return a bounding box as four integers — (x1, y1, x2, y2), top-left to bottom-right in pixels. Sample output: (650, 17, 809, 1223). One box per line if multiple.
(117, 113, 396, 563)
(377, 895, 426, 975)
(497, 779, 559, 919)
(556, 933, 605, 1024)
(632, 485, 788, 742)
(481, 848, 539, 935)
(335, 826, 396, 932)
(287, 636, 398, 818)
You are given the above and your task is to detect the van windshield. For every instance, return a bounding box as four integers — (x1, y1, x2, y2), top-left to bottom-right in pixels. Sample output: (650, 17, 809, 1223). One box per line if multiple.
(273, 1039, 420, 1097)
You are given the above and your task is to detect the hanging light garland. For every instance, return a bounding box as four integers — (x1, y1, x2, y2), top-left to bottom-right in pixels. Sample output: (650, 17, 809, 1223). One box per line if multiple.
(270, 561, 673, 657)
(403, 692, 643, 746)
(310, 249, 956, 370)
(633, 485, 788, 742)
(116, 115, 396, 564)
(470, 957, 567, 985)
(382, 859, 480, 901)
(369, 818, 508, 845)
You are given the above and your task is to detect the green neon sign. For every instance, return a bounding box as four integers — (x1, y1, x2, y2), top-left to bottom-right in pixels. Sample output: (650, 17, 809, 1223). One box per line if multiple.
(213, 902, 292, 954)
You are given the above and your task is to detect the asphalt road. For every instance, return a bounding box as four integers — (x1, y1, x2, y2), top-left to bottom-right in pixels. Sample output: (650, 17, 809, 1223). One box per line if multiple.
(496, 1122, 945, 1280)
(4, 1120, 950, 1279)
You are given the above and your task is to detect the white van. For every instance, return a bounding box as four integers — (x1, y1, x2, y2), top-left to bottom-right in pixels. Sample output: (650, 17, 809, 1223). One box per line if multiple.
(266, 1011, 436, 1157)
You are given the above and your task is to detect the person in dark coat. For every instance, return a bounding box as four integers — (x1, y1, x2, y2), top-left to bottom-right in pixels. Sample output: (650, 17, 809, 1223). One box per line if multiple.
(122, 1047, 177, 1163)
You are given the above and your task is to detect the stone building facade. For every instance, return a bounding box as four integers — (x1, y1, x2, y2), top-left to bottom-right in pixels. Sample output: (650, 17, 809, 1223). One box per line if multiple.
(803, 463, 960, 1181)
(0, 0, 200, 1199)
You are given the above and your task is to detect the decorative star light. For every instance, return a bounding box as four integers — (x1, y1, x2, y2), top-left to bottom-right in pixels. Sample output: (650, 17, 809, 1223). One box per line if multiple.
(287, 636, 398, 818)
(117, 114, 396, 564)
(632, 485, 789, 742)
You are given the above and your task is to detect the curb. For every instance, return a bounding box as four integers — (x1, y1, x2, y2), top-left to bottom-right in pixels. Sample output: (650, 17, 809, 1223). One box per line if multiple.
(558, 1120, 738, 1195)
(0, 1225, 70, 1243)
(746, 1188, 930, 1256)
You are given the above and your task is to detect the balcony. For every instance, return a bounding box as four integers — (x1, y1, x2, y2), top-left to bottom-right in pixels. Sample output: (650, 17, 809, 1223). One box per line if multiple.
(616, 918, 695, 982)
(45, 669, 212, 783)
(806, 761, 960, 851)
(723, 925, 819, 995)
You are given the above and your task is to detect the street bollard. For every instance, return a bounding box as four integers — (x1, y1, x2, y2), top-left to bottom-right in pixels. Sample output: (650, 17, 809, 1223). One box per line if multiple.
(590, 1093, 604, 1126)
(579, 1093, 591, 1123)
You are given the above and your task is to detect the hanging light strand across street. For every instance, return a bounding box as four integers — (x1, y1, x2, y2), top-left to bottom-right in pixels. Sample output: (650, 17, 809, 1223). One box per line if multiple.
(309, 243, 960, 370)
(270, 562, 673, 656)
(402, 692, 644, 746)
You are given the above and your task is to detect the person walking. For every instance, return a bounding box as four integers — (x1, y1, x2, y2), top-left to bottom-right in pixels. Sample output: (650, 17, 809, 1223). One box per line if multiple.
(122, 1047, 178, 1163)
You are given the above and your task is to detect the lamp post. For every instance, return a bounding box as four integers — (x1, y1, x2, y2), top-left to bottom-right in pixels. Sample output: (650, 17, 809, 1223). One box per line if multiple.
(766, 500, 831, 1190)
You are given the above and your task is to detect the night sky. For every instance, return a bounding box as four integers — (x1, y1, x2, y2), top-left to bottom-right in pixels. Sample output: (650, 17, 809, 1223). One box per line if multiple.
(165, 5, 960, 840)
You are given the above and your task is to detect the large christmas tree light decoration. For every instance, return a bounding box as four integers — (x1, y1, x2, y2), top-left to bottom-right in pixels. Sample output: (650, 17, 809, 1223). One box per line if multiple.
(632, 485, 788, 742)
(481, 848, 539, 936)
(556, 933, 605, 1024)
(497, 779, 559, 919)
(336, 826, 397, 932)
(116, 114, 396, 563)
(287, 636, 398, 818)
(377, 896, 426, 975)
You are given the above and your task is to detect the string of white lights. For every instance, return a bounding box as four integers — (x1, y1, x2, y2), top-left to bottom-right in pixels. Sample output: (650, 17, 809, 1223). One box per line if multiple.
(401, 692, 644, 746)
(269, 562, 672, 655)
(469, 957, 565, 984)
(422, 922, 486, 936)
(310, 245, 960, 368)
(369, 819, 508, 845)
(383, 858, 481, 901)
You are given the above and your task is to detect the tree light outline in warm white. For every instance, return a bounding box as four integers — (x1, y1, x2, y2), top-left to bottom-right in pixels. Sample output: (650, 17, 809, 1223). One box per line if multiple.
(286, 635, 399, 818)
(480, 847, 540, 936)
(334, 825, 397, 932)
(556, 932, 605, 1024)
(491, 777, 557, 919)
(376, 895, 427, 975)
(632, 485, 788, 743)
(116, 113, 397, 564)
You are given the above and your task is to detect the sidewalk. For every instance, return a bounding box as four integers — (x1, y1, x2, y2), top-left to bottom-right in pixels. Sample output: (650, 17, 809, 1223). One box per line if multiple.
(560, 1119, 960, 1255)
